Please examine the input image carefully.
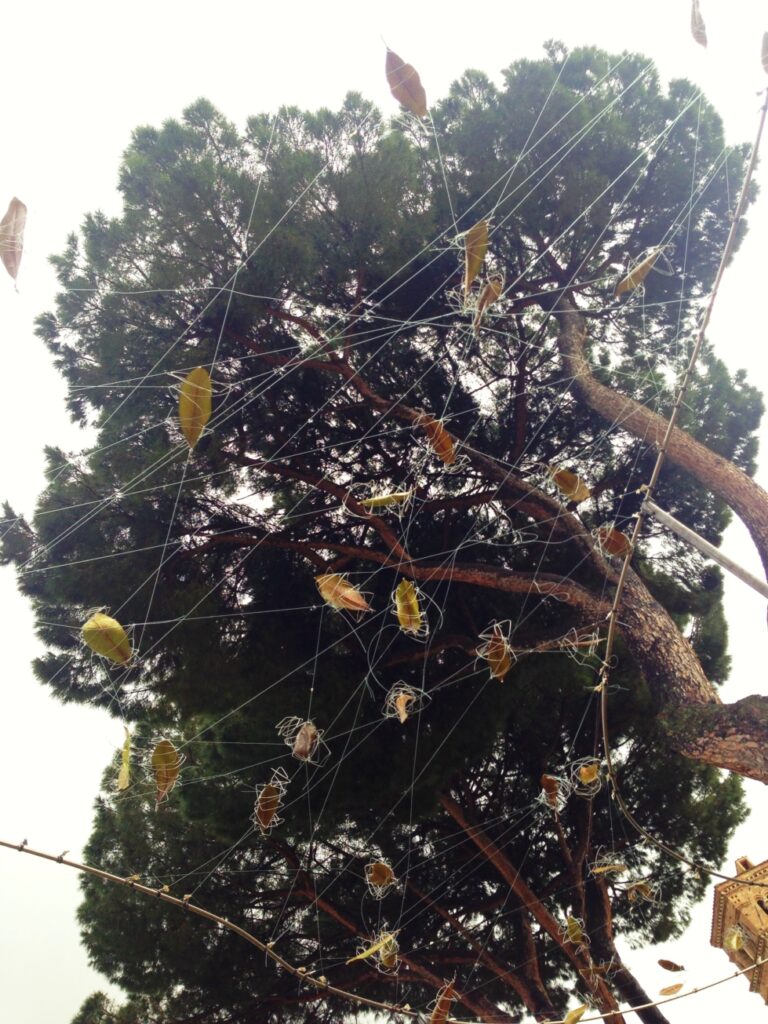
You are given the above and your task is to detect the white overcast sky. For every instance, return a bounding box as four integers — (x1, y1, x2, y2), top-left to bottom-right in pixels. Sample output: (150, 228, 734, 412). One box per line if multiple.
(1, 2, 767, 1022)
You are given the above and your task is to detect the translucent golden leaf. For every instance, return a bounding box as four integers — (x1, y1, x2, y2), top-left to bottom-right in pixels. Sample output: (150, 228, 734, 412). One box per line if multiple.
(463, 219, 488, 296)
(178, 366, 212, 449)
(316, 573, 371, 612)
(151, 739, 182, 802)
(615, 248, 662, 296)
(82, 612, 132, 665)
(659, 983, 683, 996)
(395, 579, 423, 634)
(117, 727, 131, 791)
(548, 466, 591, 504)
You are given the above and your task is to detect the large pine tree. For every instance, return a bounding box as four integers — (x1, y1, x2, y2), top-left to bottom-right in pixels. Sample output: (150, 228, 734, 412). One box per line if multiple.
(3, 44, 765, 1023)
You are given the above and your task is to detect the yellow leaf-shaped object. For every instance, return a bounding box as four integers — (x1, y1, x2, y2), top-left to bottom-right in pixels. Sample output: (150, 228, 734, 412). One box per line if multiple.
(627, 881, 655, 903)
(565, 915, 586, 946)
(292, 721, 319, 761)
(117, 727, 131, 791)
(484, 623, 512, 681)
(724, 925, 744, 951)
(316, 573, 371, 612)
(463, 219, 489, 296)
(691, 0, 707, 47)
(346, 931, 398, 964)
(419, 414, 456, 465)
(597, 526, 633, 559)
(658, 959, 685, 972)
(591, 862, 627, 875)
(151, 739, 182, 802)
(548, 466, 591, 504)
(255, 783, 281, 832)
(762, 32, 768, 74)
(429, 982, 455, 1024)
(0, 198, 26, 282)
(394, 691, 415, 723)
(385, 49, 427, 118)
(578, 761, 600, 785)
(178, 366, 212, 449)
(473, 274, 504, 331)
(82, 612, 132, 665)
(395, 579, 423, 634)
(615, 248, 662, 296)
(563, 1007, 588, 1024)
(659, 983, 683, 996)
(360, 490, 413, 509)
(378, 933, 400, 969)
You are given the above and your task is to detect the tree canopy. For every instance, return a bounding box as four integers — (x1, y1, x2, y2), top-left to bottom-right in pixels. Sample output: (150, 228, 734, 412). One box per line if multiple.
(2, 43, 764, 1024)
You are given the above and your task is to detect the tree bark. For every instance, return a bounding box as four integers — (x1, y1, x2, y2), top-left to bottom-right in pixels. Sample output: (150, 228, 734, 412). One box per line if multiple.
(555, 295, 768, 581)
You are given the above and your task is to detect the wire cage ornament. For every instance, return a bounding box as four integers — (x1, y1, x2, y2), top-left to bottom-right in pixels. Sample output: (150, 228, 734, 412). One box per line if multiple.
(588, 847, 629, 879)
(562, 914, 590, 952)
(569, 758, 604, 798)
(251, 767, 290, 835)
(343, 482, 415, 520)
(624, 878, 661, 906)
(346, 930, 401, 974)
(364, 859, 398, 899)
(539, 772, 571, 814)
(561, 627, 602, 667)
(382, 682, 430, 724)
(392, 579, 430, 639)
(477, 620, 516, 681)
(275, 717, 329, 766)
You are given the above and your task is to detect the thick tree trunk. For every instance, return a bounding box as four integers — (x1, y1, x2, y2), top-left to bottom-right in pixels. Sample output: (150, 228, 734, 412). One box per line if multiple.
(555, 297, 768, 581)
(658, 694, 768, 779)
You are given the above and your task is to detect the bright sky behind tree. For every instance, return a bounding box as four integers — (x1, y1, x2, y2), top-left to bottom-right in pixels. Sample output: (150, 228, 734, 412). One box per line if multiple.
(1, 2, 767, 1021)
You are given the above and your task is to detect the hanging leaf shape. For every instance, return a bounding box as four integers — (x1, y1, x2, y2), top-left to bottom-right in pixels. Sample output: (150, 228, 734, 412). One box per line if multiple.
(762, 32, 768, 74)
(627, 881, 656, 903)
(151, 739, 182, 803)
(254, 783, 281, 832)
(378, 933, 400, 970)
(691, 0, 707, 47)
(419, 414, 457, 465)
(724, 925, 744, 951)
(117, 728, 131, 791)
(82, 611, 132, 665)
(463, 219, 489, 296)
(394, 691, 416, 723)
(482, 623, 513, 681)
(292, 721, 320, 761)
(548, 466, 591, 504)
(540, 774, 561, 809)
(394, 579, 423, 634)
(564, 1007, 588, 1024)
(429, 981, 455, 1024)
(659, 983, 684, 996)
(658, 959, 685, 972)
(0, 197, 27, 282)
(365, 860, 396, 897)
(360, 490, 413, 509)
(178, 366, 212, 449)
(615, 248, 662, 296)
(315, 573, 371, 612)
(385, 49, 427, 118)
(591, 862, 627, 875)
(473, 274, 504, 331)
(577, 761, 601, 786)
(565, 915, 586, 947)
(347, 931, 398, 964)
(597, 526, 633, 559)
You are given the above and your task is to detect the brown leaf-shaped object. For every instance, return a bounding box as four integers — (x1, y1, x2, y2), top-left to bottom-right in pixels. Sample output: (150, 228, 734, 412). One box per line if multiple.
(0, 197, 27, 282)
(691, 0, 707, 47)
(255, 783, 281, 832)
(385, 49, 427, 118)
(615, 248, 662, 296)
(394, 691, 415, 723)
(541, 774, 560, 809)
(151, 739, 182, 803)
(429, 982, 455, 1024)
(483, 623, 512, 681)
(473, 274, 504, 331)
(463, 219, 488, 296)
(292, 721, 319, 761)
(658, 959, 685, 972)
(597, 526, 633, 559)
(659, 983, 684, 996)
(419, 414, 456, 465)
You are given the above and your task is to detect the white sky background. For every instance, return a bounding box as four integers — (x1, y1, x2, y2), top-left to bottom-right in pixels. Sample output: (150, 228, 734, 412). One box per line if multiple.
(0, 1, 767, 1021)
